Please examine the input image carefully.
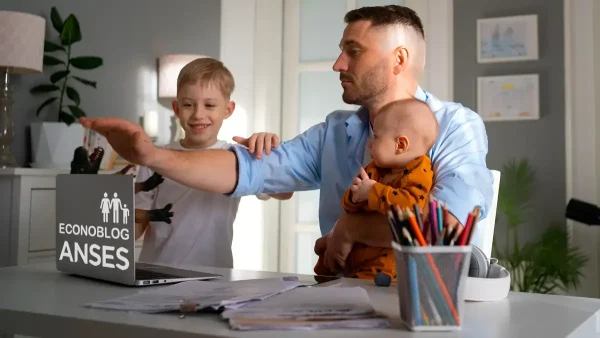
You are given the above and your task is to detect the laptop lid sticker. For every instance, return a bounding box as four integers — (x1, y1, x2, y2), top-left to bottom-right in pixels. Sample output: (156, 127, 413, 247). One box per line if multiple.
(56, 174, 136, 284)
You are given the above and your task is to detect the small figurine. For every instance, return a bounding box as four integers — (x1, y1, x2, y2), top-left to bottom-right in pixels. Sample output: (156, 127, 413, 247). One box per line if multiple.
(70, 146, 104, 174)
(70, 146, 174, 239)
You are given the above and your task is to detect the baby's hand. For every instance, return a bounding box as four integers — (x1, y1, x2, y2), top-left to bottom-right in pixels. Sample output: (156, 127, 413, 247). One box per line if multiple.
(232, 132, 280, 159)
(350, 167, 376, 203)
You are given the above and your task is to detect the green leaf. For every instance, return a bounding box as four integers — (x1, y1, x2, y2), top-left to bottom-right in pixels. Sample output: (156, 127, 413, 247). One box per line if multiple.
(497, 158, 535, 229)
(66, 87, 80, 105)
(50, 7, 64, 34)
(60, 14, 82, 46)
(70, 57, 103, 70)
(30, 84, 60, 94)
(68, 105, 86, 118)
(50, 70, 70, 83)
(44, 40, 65, 52)
(43, 55, 65, 66)
(59, 111, 76, 125)
(72, 76, 97, 88)
(35, 97, 58, 116)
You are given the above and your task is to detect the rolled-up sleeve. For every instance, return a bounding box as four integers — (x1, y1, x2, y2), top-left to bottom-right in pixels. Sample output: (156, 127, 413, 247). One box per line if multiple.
(228, 122, 325, 197)
(430, 107, 494, 226)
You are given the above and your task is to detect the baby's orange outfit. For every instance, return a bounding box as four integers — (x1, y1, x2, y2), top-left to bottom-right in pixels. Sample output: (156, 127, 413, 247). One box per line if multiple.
(314, 155, 433, 280)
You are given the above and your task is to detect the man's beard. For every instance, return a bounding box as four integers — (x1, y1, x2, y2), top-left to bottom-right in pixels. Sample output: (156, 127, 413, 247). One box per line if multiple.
(341, 59, 388, 106)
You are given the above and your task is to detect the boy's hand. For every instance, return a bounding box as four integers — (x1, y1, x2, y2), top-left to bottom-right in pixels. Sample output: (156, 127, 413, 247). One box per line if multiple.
(232, 132, 280, 159)
(350, 167, 376, 203)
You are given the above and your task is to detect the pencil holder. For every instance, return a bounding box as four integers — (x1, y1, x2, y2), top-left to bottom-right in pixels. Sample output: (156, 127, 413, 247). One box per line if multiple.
(392, 242, 472, 331)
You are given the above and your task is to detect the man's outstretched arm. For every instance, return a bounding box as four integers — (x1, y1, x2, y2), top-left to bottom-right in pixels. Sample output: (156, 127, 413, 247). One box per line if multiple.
(79, 117, 241, 193)
(80, 116, 325, 196)
(150, 147, 240, 194)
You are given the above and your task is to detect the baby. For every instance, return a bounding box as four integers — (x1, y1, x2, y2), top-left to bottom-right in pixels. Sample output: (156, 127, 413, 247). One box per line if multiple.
(314, 98, 439, 280)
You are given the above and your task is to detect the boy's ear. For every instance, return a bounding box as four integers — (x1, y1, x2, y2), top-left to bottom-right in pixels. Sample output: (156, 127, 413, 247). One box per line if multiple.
(224, 100, 235, 119)
(395, 136, 409, 154)
(172, 100, 180, 118)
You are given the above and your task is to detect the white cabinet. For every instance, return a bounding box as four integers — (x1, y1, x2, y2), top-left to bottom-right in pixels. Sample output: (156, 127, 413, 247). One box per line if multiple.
(0, 168, 143, 268)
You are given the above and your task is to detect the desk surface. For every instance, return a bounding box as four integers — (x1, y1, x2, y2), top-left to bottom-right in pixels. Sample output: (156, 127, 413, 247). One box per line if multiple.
(1, 263, 600, 338)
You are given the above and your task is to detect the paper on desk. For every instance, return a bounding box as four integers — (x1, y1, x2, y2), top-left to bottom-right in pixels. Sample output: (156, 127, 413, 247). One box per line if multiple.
(228, 317, 391, 331)
(222, 286, 391, 331)
(84, 277, 301, 313)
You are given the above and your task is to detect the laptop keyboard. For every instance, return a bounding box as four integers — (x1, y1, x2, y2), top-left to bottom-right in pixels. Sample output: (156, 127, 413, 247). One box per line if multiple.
(135, 268, 180, 280)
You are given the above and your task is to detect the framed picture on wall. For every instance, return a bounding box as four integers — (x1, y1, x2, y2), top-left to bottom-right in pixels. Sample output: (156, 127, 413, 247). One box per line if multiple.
(477, 14, 538, 63)
(477, 74, 539, 122)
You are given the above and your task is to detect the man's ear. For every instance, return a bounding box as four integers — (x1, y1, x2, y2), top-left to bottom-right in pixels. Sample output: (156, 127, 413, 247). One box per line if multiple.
(171, 100, 180, 118)
(393, 46, 409, 75)
(224, 100, 235, 119)
(395, 135, 409, 154)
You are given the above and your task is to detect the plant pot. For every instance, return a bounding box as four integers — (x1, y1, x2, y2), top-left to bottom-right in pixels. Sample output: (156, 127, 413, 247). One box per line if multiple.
(30, 121, 84, 169)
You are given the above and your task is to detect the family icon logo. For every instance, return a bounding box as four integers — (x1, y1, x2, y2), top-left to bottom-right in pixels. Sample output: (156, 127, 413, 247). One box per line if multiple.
(100, 192, 130, 224)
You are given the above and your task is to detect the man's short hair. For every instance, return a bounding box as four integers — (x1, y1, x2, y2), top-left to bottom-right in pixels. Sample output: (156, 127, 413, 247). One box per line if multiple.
(344, 5, 425, 39)
(177, 57, 235, 99)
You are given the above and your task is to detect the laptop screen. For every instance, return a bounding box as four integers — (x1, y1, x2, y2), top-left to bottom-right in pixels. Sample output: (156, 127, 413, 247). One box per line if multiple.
(56, 174, 136, 284)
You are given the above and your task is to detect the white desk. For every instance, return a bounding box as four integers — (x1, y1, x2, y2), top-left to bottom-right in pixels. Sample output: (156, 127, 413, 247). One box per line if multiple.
(1, 263, 600, 338)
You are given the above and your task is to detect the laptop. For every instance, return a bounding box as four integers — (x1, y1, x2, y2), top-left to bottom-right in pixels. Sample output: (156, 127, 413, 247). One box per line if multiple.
(55, 173, 222, 286)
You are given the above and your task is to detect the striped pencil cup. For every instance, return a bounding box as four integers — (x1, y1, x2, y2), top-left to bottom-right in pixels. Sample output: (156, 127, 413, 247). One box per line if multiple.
(392, 242, 472, 331)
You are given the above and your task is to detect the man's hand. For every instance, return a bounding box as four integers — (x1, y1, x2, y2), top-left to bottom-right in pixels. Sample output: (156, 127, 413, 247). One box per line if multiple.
(115, 164, 136, 176)
(148, 203, 174, 224)
(232, 132, 280, 159)
(79, 117, 157, 166)
(350, 167, 376, 203)
(314, 233, 329, 256)
(321, 215, 356, 273)
(140, 172, 164, 192)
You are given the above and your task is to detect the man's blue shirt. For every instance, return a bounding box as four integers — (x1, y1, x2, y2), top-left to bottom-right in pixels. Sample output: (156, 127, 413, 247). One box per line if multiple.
(229, 87, 494, 238)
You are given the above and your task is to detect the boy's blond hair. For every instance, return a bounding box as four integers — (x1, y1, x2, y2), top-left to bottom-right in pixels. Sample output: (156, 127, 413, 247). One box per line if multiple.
(177, 57, 235, 99)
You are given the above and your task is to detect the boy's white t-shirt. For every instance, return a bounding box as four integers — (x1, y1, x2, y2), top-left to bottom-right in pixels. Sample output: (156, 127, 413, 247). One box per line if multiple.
(135, 139, 240, 269)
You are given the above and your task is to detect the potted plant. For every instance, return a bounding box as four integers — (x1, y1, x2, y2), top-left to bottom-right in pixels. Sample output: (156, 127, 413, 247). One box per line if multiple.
(29, 7, 103, 169)
(492, 158, 588, 294)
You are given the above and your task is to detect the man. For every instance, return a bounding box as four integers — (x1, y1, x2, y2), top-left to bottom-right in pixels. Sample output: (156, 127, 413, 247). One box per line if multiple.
(81, 5, 493, 274)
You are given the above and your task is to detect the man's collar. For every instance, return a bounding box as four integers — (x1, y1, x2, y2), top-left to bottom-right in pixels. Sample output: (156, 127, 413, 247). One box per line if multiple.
(345, 106, 369, 127)
(414, 86, 429, 102)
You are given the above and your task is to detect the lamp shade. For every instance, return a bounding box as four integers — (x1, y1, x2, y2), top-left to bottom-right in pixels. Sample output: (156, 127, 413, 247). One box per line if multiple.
(158, 54, 207, 99)
(0, 11, 45, 74)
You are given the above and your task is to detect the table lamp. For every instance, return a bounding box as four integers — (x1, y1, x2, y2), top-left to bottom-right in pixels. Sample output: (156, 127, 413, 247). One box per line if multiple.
(0, 11, 45, 168)
(157, 54, 207, 142)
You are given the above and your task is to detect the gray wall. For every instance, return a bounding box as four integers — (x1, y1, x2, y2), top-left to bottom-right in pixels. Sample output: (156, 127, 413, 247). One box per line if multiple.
(2, 0, 221, 166)
(454, 0, 565, 247)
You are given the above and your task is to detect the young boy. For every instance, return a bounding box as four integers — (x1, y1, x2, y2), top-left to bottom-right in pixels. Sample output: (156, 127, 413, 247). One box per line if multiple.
(135, 57, 291, 269)
(314, 98, 439, 280)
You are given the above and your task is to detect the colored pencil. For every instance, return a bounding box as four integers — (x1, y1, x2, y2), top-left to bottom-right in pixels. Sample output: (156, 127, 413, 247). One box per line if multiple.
(467, 206, 481, 244)
(437, 202, 444, 233)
